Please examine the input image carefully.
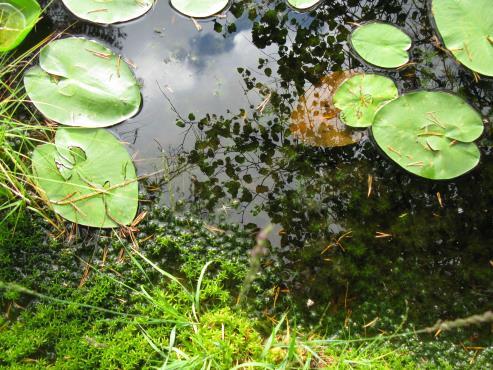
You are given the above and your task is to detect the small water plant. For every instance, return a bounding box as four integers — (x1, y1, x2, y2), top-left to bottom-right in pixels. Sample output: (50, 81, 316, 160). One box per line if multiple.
(61, 0, 154, 24)
(31, 127, 138, 228)
(350, 22, 412, 69)
(290, 70, 363, 147)
(372, 91, 484, 180)
(24, 37, 142, 128)
(432, 0, 493, 77)
(0, 0, 41, 52)
(333, 73, 399, 128)
(170, 0, 230, 18)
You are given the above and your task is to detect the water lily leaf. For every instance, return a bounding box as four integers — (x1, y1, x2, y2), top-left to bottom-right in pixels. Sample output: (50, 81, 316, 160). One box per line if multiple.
(61, 0, 154, 24)
(291, 71, 363, 147)
(170, 0, 230, 18)
(372, 91, 484, 180)
(32, 127, 138, 228)
(333, 74, 398, 128)
(350, 22, 412, 69)
(287, 0, 323, 11)
(0, 0, 41, 52)
(24, 37, 141, 128)
(432, 0, 493, 77)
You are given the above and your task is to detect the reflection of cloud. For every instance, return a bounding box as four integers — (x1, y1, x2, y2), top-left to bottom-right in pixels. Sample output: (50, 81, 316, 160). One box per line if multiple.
(45, 0, 279, 170)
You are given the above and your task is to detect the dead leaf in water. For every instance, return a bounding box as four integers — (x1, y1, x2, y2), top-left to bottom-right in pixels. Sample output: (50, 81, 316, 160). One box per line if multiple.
(290, 70, 364, 148)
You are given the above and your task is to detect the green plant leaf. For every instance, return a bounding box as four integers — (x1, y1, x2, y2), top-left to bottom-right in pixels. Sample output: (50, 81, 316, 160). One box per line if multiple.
(170, 0, 230, 18)
(350, 22, 412, 69)
(372, 91, 484, 180)
(432, 0, 493, 77)
(32, 127, 139, 228)
(61, 0, 154, 24)
(24, 37, 141, 128)
(333, 74, 399, 128)
(0, 0, 41, 52)
(286, 0, 322, 11)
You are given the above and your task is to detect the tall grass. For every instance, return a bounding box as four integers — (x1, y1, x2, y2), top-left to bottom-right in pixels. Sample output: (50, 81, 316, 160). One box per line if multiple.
(0, 35, 60, 229)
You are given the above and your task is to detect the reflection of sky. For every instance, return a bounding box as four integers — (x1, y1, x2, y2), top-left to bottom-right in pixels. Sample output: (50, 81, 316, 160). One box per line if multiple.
(90, 1, 278, 171)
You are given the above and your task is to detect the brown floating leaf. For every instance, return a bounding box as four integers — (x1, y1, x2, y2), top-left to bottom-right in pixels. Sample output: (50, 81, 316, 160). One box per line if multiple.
(290, 71, 364, 148)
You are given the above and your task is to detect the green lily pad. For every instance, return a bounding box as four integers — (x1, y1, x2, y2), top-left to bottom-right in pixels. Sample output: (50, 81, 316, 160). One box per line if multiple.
(432, 0, 493, 77)
(350, 22, 412, 69)
(24, 37, 141, 128)
(61, 0, 154, 24)
(170, 0, 230, 18)
(32, 127, 139, 228)
(287, 0, 322, 11)
(372, 91, 484, 180)
(0, 0, 41, 52)
(333, 74, 399, 128)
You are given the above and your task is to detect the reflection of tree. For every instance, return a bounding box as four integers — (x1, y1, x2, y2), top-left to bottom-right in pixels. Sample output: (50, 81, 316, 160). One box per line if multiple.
(179, 0, 493, 325)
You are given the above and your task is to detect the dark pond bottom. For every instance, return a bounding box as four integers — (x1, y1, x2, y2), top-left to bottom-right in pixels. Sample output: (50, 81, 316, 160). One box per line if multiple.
(31, 1, 493, 328)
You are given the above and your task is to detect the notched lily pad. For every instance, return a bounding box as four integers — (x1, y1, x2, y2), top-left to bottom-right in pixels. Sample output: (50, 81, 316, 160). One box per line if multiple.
(61, 0, 154, 24)
(32, 127, 139, 228)
(287, 0, 323, 11)
(0, 0, 41, 52)
(333, 74, 399, 128)
(432, 0, 493, 77)
(372, 91, 484, 180)
(290, 71, 364, 147)
(24, 37, 142, 128)
(170, 0, 230, 18)
(350, 22, 412, 69)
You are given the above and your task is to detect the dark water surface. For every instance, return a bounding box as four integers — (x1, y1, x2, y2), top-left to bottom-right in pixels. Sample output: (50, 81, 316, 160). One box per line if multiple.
(34, 1, 493, 326)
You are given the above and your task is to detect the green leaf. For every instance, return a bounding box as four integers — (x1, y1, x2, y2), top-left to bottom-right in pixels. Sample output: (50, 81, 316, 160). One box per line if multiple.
(170, 0, 230, 18)
(286, 0, 322, 11)
(350, 22, 412, 69)
(32, 127, 139, 228)
(432, 0, 493, 77)
(372, 91, 484, 180)
(0, 0, 41, 52)
(24, 37, 141, 128)
(333, 74, 399, 128)
(61, 0, 154, 24)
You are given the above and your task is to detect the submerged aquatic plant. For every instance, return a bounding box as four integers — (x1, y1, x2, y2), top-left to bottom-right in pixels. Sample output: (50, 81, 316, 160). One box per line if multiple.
(24, 37, 142, 128)
(31, 127, 138, 228)
(372, 91, 484, 180)
(290, 70, 363, 147)
(333, 73, 398, 128)
(432, 0, 493, 77)
(170, 0, 230, 18)
(350, 22, 412, 69)
(61, 0, 154, 24)
(0, 0, 41, 52)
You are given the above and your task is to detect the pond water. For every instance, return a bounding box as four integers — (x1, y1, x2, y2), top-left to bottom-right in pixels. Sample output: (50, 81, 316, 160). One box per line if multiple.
(33, 1, 492, 326)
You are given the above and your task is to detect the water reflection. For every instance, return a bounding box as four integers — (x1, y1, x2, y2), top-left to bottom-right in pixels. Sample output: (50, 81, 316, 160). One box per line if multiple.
(37, 0, 493, 325)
